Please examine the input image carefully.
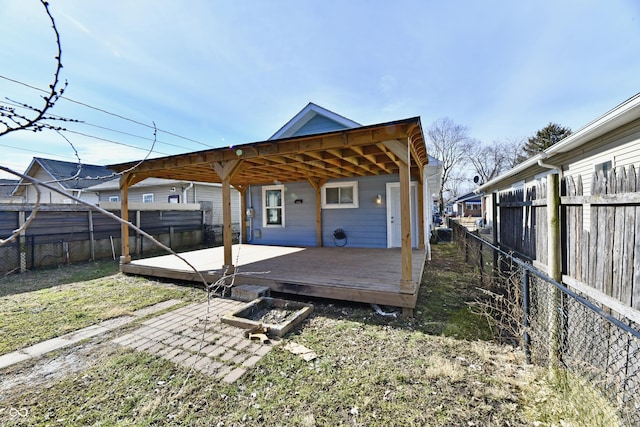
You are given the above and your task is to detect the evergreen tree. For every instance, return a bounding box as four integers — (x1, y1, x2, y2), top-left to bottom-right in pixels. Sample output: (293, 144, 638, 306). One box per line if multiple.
(518, 122, 571, 161)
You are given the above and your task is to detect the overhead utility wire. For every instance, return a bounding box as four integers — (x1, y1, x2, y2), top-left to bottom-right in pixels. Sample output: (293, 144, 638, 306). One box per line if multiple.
(62, 129, 171, 156)
(0, 142, 68, 159)
(0, 99, 198, 152)
(0, 74, 214, 149)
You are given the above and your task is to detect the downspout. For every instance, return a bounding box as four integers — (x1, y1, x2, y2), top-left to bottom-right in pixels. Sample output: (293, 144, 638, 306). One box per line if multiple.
(537, 153, 563, 178)
(246, 185, 253, 242)
(182, 182, 194, 203)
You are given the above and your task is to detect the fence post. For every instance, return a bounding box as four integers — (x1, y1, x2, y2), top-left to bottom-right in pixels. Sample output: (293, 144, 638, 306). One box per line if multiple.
(547, 173, 562, 370)
(18, 210, 27, 272)
(464, 231, 469, 263)
(492, 192, 499, 284)
(88, 211, 95, 261)
(522, 265, 531, 364)
(478, 237, 484, 286)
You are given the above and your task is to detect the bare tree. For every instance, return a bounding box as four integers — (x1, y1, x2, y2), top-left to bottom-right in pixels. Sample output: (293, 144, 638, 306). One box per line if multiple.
(0, 1, 67, 137)
(468, 139, 523, 185)
(426, 117, 474, 213)
(444, 170, 473, 202)
(503, 137, 526, 169)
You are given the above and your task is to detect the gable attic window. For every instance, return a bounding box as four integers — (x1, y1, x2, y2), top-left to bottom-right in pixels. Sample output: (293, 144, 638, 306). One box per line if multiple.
(321, 181, 359, 209)
(143, 193, 154, 203)
(263, 185, 285, 227)
(109, 195, 119, 202)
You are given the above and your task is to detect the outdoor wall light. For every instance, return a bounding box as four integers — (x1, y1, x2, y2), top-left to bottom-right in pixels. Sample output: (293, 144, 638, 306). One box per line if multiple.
(375, 194, 383, 206)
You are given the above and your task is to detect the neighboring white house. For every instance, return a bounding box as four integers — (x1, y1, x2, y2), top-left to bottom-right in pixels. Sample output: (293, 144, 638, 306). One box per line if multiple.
(478, 92, 640, 228)
(476, 92, 640, 314)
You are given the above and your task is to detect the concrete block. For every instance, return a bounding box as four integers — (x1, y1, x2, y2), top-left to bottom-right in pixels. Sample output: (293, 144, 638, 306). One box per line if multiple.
(231, 284, 270, 302)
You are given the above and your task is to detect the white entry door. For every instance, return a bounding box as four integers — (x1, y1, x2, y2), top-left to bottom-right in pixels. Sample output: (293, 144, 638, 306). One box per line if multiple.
(386, 182, 418, 248)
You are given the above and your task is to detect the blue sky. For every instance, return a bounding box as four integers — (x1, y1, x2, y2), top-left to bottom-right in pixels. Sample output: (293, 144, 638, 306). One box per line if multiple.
(1, 0, 639, 179)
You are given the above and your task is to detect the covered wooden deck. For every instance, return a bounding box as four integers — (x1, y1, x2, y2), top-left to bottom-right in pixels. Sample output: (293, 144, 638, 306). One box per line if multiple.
(122, 244, 426, 314)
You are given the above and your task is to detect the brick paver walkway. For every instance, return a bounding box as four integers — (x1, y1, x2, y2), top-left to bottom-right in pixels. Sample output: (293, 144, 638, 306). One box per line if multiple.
(112, 299, 274, 384)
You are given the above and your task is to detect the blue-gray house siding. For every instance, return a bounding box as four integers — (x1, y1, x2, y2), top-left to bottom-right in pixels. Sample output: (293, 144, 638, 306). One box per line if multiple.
(247, 175, 399, 248)
(291, 115, 349, 137)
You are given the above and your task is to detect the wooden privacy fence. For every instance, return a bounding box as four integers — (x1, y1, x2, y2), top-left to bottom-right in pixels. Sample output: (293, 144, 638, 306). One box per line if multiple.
(0, 205, 205, 274)
(563, 166, 640, 309)
(497, 165, 640, 314)
(497, 184, 547, 263)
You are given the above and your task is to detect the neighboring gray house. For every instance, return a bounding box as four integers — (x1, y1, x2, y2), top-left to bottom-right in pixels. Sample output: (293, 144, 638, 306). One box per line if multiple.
(11, 157, 114, 204)
(0, 179, 18, 203)
(87, 177, 241, 225)
(6, 157, 241, 226)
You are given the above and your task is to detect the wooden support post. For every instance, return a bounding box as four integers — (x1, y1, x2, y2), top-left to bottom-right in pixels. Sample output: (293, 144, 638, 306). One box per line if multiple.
(119, 174, 131, 265)
(399, 143, 413, 293)
(307, 177, 327, 247)
(212, 159, 243, 272)
(547, 173, 562, 370)
(236, 185, 248, 244)
(222, 177, 233, 271)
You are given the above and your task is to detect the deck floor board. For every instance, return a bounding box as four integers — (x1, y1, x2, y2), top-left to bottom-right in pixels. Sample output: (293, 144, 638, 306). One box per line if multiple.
(122, 245, 425, 309)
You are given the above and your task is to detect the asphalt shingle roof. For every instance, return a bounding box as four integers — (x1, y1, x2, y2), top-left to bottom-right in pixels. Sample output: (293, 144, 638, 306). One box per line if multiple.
(33, 158, 116, 190)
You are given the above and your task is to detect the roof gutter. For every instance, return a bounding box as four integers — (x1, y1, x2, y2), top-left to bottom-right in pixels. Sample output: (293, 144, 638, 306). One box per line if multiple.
(537, 152, 563, 177)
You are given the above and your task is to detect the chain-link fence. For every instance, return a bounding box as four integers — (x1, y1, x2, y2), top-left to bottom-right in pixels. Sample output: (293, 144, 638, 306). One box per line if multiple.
(451, 221, 640, 425)
(0, 207, 211, 274)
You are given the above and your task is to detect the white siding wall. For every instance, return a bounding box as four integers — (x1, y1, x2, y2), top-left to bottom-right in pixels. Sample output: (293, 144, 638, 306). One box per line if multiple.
(560, 124, 640, 229)
(564, 126, 640, 196)
(25, 167, 69, 203)
(192, 184, 240, 224)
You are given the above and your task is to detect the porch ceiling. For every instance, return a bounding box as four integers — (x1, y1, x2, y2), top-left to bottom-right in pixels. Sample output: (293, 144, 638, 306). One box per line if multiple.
(107, 117, 427, 186)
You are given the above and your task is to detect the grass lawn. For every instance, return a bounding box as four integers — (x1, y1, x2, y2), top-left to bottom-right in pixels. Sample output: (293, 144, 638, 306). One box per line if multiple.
(0, 261, 203, 354)
(0, 246, 621, 426)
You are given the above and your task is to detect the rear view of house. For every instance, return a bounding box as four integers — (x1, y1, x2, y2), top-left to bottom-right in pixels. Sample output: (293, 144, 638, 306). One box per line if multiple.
(109, 103, 441, 314)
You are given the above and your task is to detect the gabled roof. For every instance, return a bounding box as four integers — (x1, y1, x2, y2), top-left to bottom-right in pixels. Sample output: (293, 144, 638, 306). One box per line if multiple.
(13, 157, 115, 195)
(0, 179, 18, 198)
(108, 117, 428, 187)
(455, 192, 482, 203)
(427, 154, 443, 167)
(269, 102, 362, 140)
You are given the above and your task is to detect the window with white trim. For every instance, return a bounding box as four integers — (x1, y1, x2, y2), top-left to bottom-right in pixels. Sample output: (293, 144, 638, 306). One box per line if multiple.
(109, 195, 119, 202)
(263, 185, 285, 227)
(321, 181, 359, 209)
(142, 193, 154, 203)
(595, 160, 613, 177)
